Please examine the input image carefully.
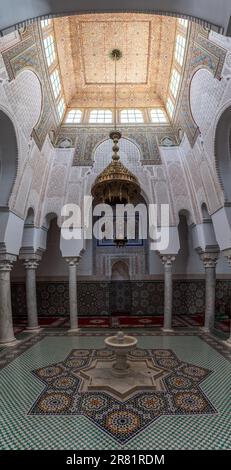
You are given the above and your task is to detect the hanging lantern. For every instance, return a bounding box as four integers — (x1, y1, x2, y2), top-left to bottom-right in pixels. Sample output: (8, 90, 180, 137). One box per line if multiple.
(91, 49, 141, 246)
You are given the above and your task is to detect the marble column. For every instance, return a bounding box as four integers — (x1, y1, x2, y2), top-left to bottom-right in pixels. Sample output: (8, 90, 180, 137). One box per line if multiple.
(200, 252, 219, 332)
(223, 249, 231, 345)
(65, 257, 81, 332)
(23, 257, 40, 331)
(161, 255, 176, 332)
(0, 255, 17, 346)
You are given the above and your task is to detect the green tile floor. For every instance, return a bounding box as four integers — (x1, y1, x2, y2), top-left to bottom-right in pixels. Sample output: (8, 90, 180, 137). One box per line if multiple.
(0, 333, 231, 450)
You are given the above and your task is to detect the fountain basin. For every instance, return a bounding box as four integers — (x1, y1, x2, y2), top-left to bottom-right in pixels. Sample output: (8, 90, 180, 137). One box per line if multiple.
(105, 331, 137, 374)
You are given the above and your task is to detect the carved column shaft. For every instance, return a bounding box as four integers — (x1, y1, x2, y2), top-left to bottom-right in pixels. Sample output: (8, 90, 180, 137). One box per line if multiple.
(200, 253, 219, 332)
(24, 259, 40, 330)
(66, 257, 81, 331)
(161, 255, 176, 331)
(0, 257, 16, 345)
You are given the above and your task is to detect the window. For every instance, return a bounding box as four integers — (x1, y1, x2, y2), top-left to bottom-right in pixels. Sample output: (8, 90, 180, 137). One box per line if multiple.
(170, 69, 181, 98)
(120, 109, 144, 123)
(150, 109, 167, 124)
(65, 110, 82, 124)
(57, 97, 65, 120)
(50, 69, 61, 99)
(178, 18, 188, 28)
(89, 110, 112, 124)
(41, 19, 51, 29)
(43, 35, 56, 67)
(166, 97, 175, 118)
(175, 34, 186, 66)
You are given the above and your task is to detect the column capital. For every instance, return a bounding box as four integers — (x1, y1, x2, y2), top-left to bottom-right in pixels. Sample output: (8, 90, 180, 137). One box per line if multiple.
(200, 252, 219, 268)
(160, 255, 176, 267)
(223, 249, 231, 267)
(65, 257, 81, 267)
(23, 259, 40, 270)
(0, 254, 17, 272)
(20, 253, 41, 270)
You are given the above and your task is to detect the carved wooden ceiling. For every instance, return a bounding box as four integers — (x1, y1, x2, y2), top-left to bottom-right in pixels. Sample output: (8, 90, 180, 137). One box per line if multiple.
(53, 13, 178, 108)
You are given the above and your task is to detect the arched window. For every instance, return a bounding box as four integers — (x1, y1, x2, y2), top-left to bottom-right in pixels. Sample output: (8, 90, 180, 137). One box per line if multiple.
(166, 97, 175, 118)
(57, 97, 65, 120)
(175, 34, 186, 66)
(170, 69, 181, 98)
(41, 19, 51, 29)
(89, 110, 112, 124)
(178, 18, 188, 28)
(120, 109, 144, 123)
(50, 69, 61, 99)
(43, 35, 56, 66)
(65, 109, 82, 124)
(150, 109, 167, 124)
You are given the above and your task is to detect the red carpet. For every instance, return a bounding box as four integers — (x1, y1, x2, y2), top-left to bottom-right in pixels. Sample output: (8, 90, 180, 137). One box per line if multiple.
(13, 314, 230, 331)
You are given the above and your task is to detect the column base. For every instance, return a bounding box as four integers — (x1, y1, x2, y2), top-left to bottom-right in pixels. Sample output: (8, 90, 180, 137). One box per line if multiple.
(68, 328, 81, 333)
(26, 326, 42, 333)
(200, 326, 210, 334)
(0, 337, 18, 347)
(162, 328, 174, 333)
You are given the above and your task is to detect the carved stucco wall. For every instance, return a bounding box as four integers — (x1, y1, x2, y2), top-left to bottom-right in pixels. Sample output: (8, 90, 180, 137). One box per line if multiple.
(0, 27, 56, 226)
(1, 24, 58, 149)
(174, 24, 227, 147)
(1, 25, 231, 272)
(0, 53, 55, 221)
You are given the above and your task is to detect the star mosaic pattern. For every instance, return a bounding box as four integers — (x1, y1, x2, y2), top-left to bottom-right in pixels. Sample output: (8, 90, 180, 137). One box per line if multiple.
(29, 348, 217, 444)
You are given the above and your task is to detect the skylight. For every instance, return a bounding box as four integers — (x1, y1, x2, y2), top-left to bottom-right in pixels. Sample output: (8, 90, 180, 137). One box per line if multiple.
(175, 34, 186, 67)
(50, 69, 61, 99)
(66, 110, 82, 124)
(170, 69, 181, 98)
(89, 110, 112, 124)
(43, 35, 56, 67)
(150, 109, 167, 124)
(120, 109, 144, 124)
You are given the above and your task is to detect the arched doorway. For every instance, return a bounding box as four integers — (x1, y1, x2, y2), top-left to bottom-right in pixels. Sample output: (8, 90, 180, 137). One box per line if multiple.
(111, 260, 130, 281)
(215, 106, 231, 202)
(0, 110, 18, 207)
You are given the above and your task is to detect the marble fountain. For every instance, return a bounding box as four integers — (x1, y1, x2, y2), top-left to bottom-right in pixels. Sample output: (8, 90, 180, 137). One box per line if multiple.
(79, 331, 167, 399)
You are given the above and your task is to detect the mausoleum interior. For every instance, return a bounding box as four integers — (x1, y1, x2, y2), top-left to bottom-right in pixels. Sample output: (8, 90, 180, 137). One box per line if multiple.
(0, 1, 231, 451)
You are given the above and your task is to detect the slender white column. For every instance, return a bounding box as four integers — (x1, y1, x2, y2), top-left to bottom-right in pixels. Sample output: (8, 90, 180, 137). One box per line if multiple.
(160, 255, 176, 332)
(223, 249, 231, 345)
(23, 258, 40, 331)
(200, 252, 219, 332)
(0, 256, 17, 346)
(65, 257, 81, 332)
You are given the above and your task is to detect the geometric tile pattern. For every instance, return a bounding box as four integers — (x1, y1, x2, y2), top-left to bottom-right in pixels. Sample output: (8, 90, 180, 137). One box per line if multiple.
(11, 280, 231, 322)
(0, 333, 231, 450)
(29, 348, 217, 444)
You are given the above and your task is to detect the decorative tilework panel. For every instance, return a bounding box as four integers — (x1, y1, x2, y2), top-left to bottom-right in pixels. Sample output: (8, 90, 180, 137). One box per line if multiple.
(11, 280, 231, 323)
